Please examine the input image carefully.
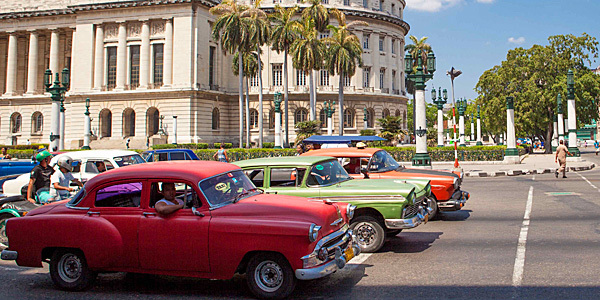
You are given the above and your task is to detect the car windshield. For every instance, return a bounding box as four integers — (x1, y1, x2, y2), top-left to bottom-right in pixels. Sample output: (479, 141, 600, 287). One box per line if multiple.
(307, 159, 352, 186)
(113, 154, 146, 167)
(368, 150, 401, 173)
(199, 170, 259, 207)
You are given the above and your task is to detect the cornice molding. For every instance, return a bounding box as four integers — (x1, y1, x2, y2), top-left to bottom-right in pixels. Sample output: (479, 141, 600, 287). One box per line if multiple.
(342, 9, 410, 33)
(0, 8, 74, 20)
(70, 0, 219, 11)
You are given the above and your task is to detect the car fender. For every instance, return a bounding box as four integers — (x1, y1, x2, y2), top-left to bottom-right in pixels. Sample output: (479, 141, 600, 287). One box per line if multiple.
(431, 184, 453, 201)
(0, 209, 20, 218)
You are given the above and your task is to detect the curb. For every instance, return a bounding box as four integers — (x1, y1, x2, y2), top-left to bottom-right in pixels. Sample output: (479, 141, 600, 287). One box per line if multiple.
(465, 163, 596, 177)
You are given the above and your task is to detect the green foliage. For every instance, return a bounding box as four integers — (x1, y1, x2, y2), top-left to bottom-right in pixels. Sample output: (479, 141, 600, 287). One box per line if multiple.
(0, 144, 49, 150)
(376, 116, 405, 146)
(263, 142, 275, 148)
(294, 120, 321, 143)
(380, 146, 516, 162)
(360, 129, 376, 136)
(5, 149, 36, 159)
(198, 143, 209, 149)
(152, 144, 178, 149)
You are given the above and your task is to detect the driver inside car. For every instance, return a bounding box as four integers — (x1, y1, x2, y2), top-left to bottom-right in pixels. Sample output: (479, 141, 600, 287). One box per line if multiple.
(154, 182, 184, 215)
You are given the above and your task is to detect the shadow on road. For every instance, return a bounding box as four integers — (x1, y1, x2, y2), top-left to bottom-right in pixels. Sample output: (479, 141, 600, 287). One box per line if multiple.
(381, 231, 442, 253)
(436, 209, 472, 221)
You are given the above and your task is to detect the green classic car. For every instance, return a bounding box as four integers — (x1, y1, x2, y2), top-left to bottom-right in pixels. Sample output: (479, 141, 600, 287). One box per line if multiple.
(234, 156, 432, 253)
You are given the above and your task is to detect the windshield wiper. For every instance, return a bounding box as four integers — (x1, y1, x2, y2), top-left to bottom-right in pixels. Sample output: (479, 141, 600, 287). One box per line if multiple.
(232, 190, 254, 203)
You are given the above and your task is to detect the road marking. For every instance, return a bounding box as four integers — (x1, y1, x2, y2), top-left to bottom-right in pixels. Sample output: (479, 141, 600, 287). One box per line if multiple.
(532, 175, 535, 181)
(574, 172, 599, 190)
(545, 192, 581, 196)
(346, 253, 372, 270)
(512, 186, 533, 287)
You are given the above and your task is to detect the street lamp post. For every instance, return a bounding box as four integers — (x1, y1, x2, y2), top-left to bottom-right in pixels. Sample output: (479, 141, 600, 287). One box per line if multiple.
(458, 98, 466, 147)
(363, 107, 368, 130)
(557, 93, 565, 145)
(566, 70, 580, 157)
(83, 98, 91, 150)
(274, 92, 283, 149)
(405, 50, 436, 167)
(551, 114, 558, 151)
(44, 68, 69, 151)
(470, 113, 475, 142)
(476, 105, 482, 145)
(324, 100, 335, 136)
(504, 96, 519, 163)
(172, 116, 178, 144)
(447, 67, 462, 168)
(432, 87, 447, 147)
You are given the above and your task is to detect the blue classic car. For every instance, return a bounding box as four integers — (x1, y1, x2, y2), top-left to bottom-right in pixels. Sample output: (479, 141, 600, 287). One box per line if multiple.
(141, 149, 200, 162)
(0, 160, 37, 190)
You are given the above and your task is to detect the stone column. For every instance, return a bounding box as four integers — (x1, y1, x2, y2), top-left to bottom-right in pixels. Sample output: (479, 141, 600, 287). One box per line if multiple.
(363, 108, 368, 130)
(566, 70, 580, 157)
(26, 31, 39, 95)
(139, 21, 150, 89)
(171, 116, 178, 144)
(59, 103, 65, 150)
(115, 22, 127, 90)
(557, 93, 565, 144)
(93, 25, 104, 90)
(414, 88, 429, 165)
(551, 115, 558, 150)
(470, 113, 475, 142)
(84, 99, 91, 149)
(49, 30, 60, 76)
(459, 110, 466, 147)
(504, 96, 519, 163)
(162, 18, 173, 88)
(50, 95, 60, 151)
(437, 108, 444, 147)
(4, 32, 18, 96)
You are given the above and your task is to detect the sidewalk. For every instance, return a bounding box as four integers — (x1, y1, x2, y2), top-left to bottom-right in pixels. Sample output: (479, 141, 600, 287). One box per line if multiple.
(402, 153, 596, 178)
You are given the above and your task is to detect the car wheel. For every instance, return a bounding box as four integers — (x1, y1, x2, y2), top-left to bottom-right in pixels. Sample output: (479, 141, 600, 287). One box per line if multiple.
(0, 214, 15, 248)
(385, 229, 402, 237)
(50, 249, 97, 291)
(350, 215, 385, 253)
(246, 253, 296, 300)
(428, 196, 439, 220)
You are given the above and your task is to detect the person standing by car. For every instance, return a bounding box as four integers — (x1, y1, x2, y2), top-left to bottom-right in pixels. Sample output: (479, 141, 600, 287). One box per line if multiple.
(27, 150, 54, 204)
(595, 140, 599, 156)
(49, 156, 83, 201)
(555, 140, 572, 179)
(213, 144, 229, 163)
(154, 182, 184, 215)
(0, 147, 11, 159)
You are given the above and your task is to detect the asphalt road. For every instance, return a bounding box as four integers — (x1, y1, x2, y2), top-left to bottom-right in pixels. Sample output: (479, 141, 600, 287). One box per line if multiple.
(2, 151, 600, 299)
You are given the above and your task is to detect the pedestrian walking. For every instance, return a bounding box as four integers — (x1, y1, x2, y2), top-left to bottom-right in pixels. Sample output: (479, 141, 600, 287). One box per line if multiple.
(595, 140, 599, 156)
(126, 138, 130, 149)
(555, 140, 572, 178)
(213, 144, 229, 162)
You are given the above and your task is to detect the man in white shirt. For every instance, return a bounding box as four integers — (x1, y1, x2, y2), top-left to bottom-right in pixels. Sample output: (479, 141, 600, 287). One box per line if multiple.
(49, 156, 83, 200)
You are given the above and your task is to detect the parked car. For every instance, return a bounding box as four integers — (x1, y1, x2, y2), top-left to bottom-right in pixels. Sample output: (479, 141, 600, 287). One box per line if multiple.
(234, 156, 432, 253)
(302, 148, 469, 219)
(141, 148, 200, 162)
(1, 161, 359, 299)
(2, 150, 146, 197)
(0, 159, 37, 189)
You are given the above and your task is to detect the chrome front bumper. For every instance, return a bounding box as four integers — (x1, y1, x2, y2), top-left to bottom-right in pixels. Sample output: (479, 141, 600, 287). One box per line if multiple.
(295, 229, 361, 280)
(438, 190, 470, 211)
(384, 205, 432, 230)
(1, 249, 17, 260)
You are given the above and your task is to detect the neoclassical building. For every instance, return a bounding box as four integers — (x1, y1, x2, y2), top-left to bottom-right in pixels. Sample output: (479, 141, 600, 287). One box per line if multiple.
(0, 0, 410, 149)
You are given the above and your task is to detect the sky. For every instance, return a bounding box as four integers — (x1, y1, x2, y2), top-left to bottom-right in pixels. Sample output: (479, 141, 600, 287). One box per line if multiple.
(404, 0, 600, 103)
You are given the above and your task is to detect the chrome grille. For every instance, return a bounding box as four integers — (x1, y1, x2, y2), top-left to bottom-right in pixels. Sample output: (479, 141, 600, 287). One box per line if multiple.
(402, 196, 425, 218)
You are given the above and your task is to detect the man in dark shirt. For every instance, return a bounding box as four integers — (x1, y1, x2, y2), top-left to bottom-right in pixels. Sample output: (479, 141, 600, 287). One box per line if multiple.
(27, 150, 55, 204)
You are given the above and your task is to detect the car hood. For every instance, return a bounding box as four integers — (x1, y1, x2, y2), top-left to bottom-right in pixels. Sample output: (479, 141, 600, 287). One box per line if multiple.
(399, 167, 460, 180)
(210, 193, 346, 235)
(325, 178, 417, 199)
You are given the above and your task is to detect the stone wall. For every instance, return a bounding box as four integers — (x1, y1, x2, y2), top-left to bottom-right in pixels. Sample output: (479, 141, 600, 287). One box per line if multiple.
(0, 0, 135, 13)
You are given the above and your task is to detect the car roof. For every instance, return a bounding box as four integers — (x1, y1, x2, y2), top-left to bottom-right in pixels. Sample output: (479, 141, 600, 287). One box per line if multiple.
(143, 148, 194, 153)
(302, 147, 380, 158)
(233, 156, 334, 168)
(85, 161, 240, 189)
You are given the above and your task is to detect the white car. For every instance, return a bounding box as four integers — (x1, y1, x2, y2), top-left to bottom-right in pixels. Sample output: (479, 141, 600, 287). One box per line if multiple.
(2, 150, 146, 196)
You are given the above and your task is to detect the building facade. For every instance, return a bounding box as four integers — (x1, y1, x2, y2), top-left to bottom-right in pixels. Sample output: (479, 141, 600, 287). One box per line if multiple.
(0, 0, 410, 149)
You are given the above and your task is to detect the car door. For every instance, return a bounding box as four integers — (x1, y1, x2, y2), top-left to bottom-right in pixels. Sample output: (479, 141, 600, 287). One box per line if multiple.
(86, 180, 145, 268)
(138, 181, 210, 273)
(266, 167, 317, 198)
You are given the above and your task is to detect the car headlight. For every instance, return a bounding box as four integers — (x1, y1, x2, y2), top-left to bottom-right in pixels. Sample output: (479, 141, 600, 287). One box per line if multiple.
(346, 204, 356, 220)
(309, 224, 321, 242)
(453, 177, 459, 190)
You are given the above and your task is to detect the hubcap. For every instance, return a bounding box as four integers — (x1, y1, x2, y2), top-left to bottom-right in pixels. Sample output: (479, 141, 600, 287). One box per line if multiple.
(254, 260, 283, 292)
(58, 253, 82, 283)
(354, 222, 376, 246)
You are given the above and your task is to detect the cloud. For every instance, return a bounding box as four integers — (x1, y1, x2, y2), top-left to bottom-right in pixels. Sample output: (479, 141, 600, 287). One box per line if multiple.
(476, 0, 494, 3)
(405, 0, 463, 12)
(508, 37, 526, 44)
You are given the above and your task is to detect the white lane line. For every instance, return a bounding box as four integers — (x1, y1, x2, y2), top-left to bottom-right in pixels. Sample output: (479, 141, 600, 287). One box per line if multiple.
(532, 175, 535, 181)
(575, 172, 599, 190)
(346, 253, 372, 270)
(512, 186, 533, 287)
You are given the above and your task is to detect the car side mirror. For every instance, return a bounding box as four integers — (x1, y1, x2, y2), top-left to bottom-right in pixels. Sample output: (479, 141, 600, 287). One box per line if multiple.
(192, 207, 205, 217)
(361, 168, 369, 179)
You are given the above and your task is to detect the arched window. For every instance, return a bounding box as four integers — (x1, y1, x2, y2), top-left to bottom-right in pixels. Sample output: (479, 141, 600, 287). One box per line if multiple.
(122, 108, 135, 137)
(382, 108, 390, 118)
(10, 113, 22, 134)
(212, 107, 220, 130)
(31, 112, 43, 134)
(366, 108, 375, 128)
(294, 108, 308, 124)
(395, 109, 401, 117)
(99, 109, 112, 137)
(343, 108, 355, 128)
(146, 107, 159, 136)
(249, 109, 259, 129)
(319, 109, 327, 127)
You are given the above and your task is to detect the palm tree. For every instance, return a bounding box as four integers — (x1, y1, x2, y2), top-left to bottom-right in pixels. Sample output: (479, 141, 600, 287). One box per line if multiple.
(291, 18, 325, 123)
(242, 0, 270, 148)
(270, 5, 300, 147)
(233, 51, 259, 148)
(302, 0, 330, 121)
(210, 0, 251, 148)
(404, 35, 432, 132)
(323, 9, 367, 136)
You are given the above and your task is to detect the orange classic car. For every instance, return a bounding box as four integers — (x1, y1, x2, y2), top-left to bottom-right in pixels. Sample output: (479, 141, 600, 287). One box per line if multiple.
(302, 147, 469, 219)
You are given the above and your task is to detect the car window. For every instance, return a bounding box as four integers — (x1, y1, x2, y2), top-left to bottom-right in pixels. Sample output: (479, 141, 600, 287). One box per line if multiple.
(244, 168, 265, 188)
(170, 152, 186, 161)
(113, 154, 146, 167)
(307, 160, 351, 186)
(104, 160, 115, 170)
(368, 150, 400, 172)
(95, 182, 143, 208)
(149, 181, 200, 208)
(142, 152, 153, 162)
(71, 160, 82, 173)
(184, 152, 193, 160)
(199, 170, 258, 207)
(158, 153, 169, 161)
(340, 157, 362, 175)
(270, 168, 305, 187)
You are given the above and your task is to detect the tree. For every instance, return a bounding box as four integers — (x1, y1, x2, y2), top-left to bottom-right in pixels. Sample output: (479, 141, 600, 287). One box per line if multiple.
(290, 17, 325, 121)
(323, 9, 367, 136)
(295, 120, 321, 144)
(232, 51, 260, 148)
(270, 5, 300, 147)
(210, 0, 251, 147)
(377, 116, 406, 146)
(475, 33, 600, 153)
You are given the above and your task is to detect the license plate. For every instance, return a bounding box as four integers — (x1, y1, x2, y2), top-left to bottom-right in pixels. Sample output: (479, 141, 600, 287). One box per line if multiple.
(344, 246, 355, 261)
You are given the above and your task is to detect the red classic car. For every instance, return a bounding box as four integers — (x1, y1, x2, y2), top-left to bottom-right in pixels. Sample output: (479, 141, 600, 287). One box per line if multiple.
(1, 161, 359, 299)
(302, 148, 469, 219)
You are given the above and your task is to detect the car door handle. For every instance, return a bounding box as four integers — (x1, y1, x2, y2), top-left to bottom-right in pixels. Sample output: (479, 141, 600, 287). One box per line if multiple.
(87, 211, 100, 216)
(143, 212, 157, 217)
